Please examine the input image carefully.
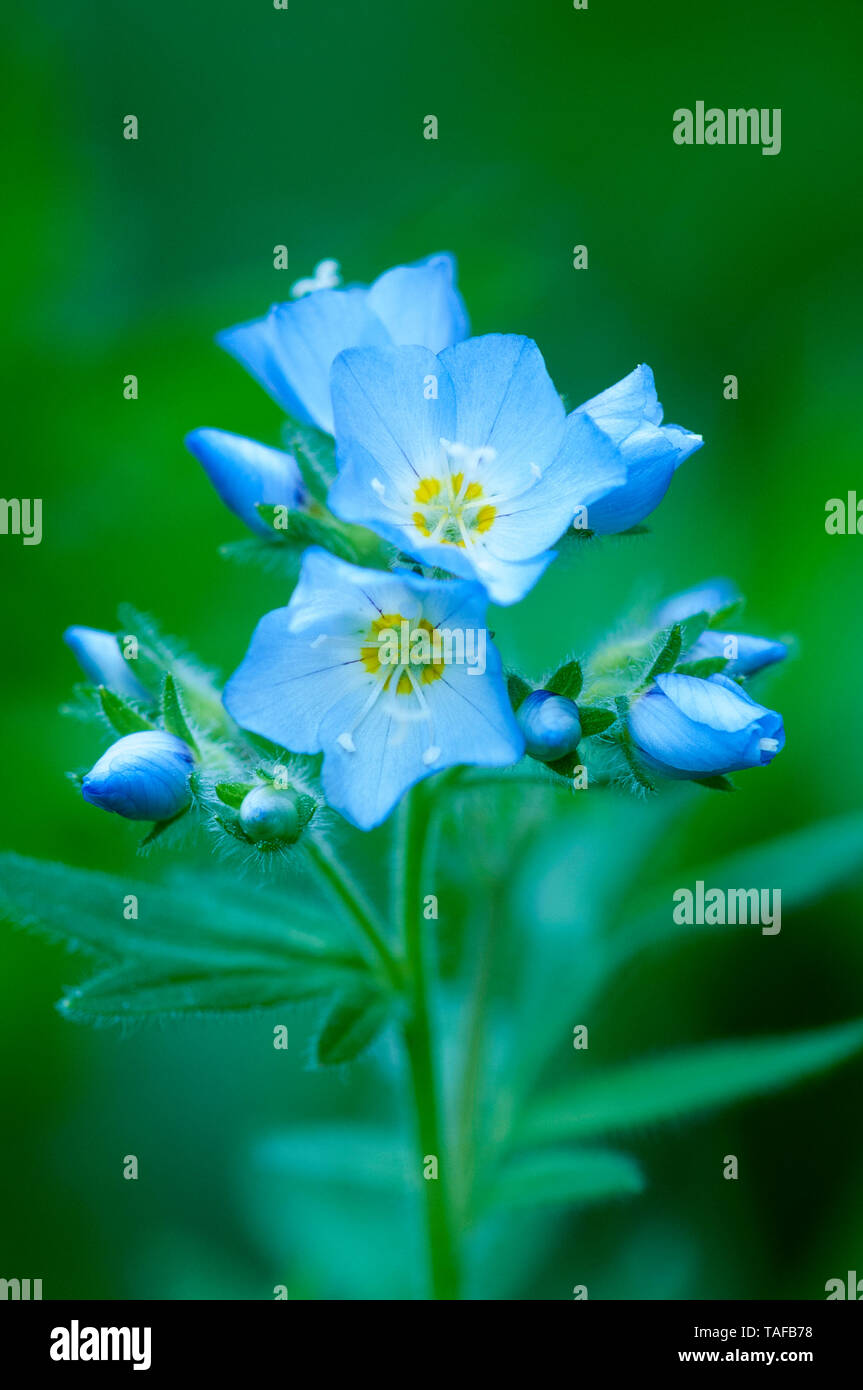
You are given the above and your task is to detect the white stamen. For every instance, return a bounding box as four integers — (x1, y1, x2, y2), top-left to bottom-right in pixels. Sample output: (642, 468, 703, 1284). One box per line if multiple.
(422, 745, 441, 766)
(758, 737, 779, 754)
(337, 732, 356, 753)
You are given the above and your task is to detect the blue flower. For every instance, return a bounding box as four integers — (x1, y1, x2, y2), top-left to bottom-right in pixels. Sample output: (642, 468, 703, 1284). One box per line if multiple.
(574, 364, 703, 533)
(327, 334, 626, 605)
(81, 731, 195, 821)
(185, 428, 306, 536)
(223, 548, 523, 830)
(64, 626, 149, 701)
(628, 672, 784, 780)
(218, 253, 469, 435)
(686, 630, 788, 677)
(516, 690, 582, 762)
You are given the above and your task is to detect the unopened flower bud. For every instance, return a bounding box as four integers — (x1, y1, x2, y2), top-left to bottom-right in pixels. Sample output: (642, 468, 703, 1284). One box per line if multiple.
(81, 731, 194, 821)
(516, 690, 582, 762)
(64, 626, 148, 701)
(239, 785, 301, 845)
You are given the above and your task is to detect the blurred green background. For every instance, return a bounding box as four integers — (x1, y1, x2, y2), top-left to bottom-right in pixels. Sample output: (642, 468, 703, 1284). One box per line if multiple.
(1, 0, 862, 1299)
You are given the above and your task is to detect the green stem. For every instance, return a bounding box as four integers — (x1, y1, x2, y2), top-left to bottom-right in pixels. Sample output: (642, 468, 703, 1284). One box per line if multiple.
(306, 838, 402, 989)
(395, 785, 460, 1300)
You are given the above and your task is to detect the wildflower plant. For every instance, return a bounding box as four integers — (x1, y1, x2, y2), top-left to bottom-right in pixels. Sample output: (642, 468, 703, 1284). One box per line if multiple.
(4, 251, 863, 1302)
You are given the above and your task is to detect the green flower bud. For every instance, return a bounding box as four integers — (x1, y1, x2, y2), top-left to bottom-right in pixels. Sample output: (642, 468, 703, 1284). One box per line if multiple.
(239, 785, 301, 845)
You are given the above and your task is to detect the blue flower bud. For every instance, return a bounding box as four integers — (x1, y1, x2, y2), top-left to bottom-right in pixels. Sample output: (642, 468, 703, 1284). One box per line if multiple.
(81, 731, 195, 821)
(239, 785, 302, 844)
(516, 690, 582, 762)
(63, 626, 148, 700)
(184, 428, 306, 537)
(687, 630, 788, 677)
(628, 672, 784, 780)
(656, 578, 740, 626)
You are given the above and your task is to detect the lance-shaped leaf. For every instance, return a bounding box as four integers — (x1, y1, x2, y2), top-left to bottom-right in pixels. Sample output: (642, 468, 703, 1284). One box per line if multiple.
(160, 672, 198, 752)
(0, 854, 372, 1023)
(640, 623, 682, 685)
(479, 1147, 644, 1214)
(517, 1016, 863, 1146)
(58, 951, 360, 1022)
(612, 810, 863, 969)
(98, 686, 157, 735)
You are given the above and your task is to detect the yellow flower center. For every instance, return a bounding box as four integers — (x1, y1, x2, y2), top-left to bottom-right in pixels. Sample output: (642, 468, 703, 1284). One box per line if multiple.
(410, 443, 498, 546)
(360, 614, 446, 695)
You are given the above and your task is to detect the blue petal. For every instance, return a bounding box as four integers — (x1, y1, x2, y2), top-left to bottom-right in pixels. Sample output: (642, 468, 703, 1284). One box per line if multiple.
(688, 631, 788, 677)
(64, 626, 149, 700)
(657, 578, 740, 625)
(218, 288, 390, 433)
(575, 363, 664, 442)
(366, 252, 469, 353)
(185, 428, 306, 536)
(488, 409, 627, 559)
(440, 335, 565, 496)
(575, 364, 703, 533)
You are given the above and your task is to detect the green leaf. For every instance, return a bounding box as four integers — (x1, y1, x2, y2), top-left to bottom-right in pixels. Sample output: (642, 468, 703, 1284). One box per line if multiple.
(285, 418, 338, 497)
(620, 742, 657, 792)
(677, 608, 711, 652)
(97, 686, 156, 735)
(0, 853, 368, 970)
(138, 805, 192, 847)
(59, 953, 359, 1022)
(255, 504, 365, 563)
(642, 623, 682, 684)
(676, 657, 729, 678)
(215, 813, 251, 843)
(160, 673, 198, 752)
(518, 1017, 863, 1145)
(546, 660, 583, 701)
(544, 750, 582, 779)
(506, 674, 531, 711)
(481, 1147, 644, 1213)
(615, 811, 863, 970)
(578, 705, 617, 738)
(317, 987, 395, 1065)
(708, 598, 745, 629)
(215, 781, 256, 809)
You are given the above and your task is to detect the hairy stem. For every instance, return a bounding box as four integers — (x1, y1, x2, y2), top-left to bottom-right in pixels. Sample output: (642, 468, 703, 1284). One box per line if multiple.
(306, 837, 402, 988)
(395, 785, 460, 1300)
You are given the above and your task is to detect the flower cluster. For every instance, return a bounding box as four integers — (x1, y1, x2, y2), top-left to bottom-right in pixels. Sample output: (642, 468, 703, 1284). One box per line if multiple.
(66, 252, 786, 833)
